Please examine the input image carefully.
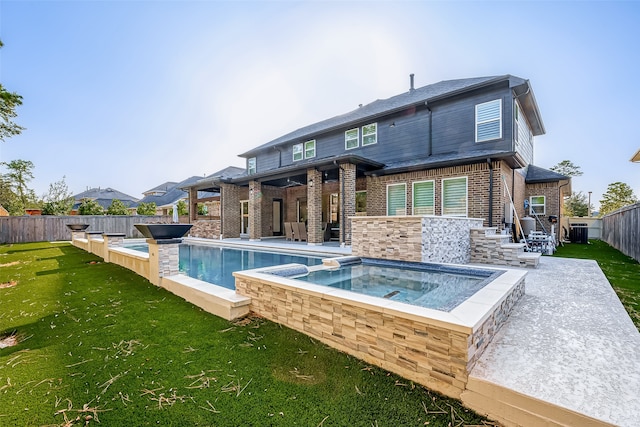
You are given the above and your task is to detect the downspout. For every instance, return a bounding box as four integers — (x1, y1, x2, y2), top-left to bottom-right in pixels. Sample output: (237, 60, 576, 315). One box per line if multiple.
(425, 102, 432, 156)
(487, 158, 493, 227)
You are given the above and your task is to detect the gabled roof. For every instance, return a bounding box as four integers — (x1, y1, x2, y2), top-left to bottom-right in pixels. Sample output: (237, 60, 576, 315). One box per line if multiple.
(72, 187, 139, 210)
(138, 176, 216, 208)
(143, 181, 178, 195)
(524, 165, 570, 183)
(240, 74, 544, 158)
(182, 166, 246, 192)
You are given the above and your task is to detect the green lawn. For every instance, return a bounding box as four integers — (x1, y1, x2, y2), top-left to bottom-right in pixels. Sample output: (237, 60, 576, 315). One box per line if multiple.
(0, 242, 490, 426)
(554, 239, 640, 330)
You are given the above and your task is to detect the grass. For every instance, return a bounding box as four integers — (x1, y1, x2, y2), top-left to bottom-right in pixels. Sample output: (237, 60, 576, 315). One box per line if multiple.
(0, 242, 493, 427)
(553, 239, 640, 330)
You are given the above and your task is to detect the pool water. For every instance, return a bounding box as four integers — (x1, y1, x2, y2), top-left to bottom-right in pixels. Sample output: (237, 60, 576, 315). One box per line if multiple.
(296, 258, 501, 312)
(179, 244, 323, 289)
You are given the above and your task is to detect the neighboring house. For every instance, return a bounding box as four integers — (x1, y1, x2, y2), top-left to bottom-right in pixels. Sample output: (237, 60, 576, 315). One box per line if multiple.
(631, 148, 640, 163)
(184, 74, 570, 244)
(138, 176, 217, 216)
(72, 187, 139, 213)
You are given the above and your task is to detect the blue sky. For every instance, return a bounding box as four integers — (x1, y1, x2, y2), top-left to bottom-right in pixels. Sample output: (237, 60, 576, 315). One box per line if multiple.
(1, 0, 639, 210)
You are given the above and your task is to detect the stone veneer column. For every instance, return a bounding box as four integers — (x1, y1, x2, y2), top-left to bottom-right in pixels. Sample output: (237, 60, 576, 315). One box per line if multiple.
(307, 168, 323, 245)
(221, 183, 241, 238)
(340, 162, 356, 246)
(102, 233, 125, 263)
(147, 238, 181, 287)
(249, 180, 262, 241)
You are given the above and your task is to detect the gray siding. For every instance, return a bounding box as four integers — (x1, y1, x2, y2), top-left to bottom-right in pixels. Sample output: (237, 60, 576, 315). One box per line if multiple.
(251, 85, 517, 172)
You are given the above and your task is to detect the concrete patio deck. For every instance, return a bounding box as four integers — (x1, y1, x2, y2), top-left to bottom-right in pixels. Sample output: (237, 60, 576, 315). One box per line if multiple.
(464, 256, 640, 426)
(184, 238, 640, 425)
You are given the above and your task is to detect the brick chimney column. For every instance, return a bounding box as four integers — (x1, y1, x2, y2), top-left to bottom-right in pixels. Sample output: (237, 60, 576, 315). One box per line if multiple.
(307, 168, 323, 245)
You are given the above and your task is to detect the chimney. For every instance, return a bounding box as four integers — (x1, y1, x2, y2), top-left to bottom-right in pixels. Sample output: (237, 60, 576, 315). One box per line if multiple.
(410, 74, 415, 92)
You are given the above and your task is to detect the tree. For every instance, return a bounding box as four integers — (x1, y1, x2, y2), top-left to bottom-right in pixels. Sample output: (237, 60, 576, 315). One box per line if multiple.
(599, 182, 638, 216)
(550, 160, 583, 177)
(0, 175, 22, 215)
(564, 191, 590, 217)
(136, 202, 157, 216)
(1, 159, 36, 214)
(41, 176, 74, 215)
(107, 199, 129, 215)
(176, 200, 188, 216)
(78, 198, 104, 215)
(0, 40, 25, 142)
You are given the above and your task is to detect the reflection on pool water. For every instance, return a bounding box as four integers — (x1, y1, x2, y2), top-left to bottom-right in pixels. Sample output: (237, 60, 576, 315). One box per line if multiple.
(294, 258, 502, 312)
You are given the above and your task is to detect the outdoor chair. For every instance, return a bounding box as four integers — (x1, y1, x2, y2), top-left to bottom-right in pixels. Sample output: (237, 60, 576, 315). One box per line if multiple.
(284, 222, 293, 241)
(297, 222, 307, 242)
(291, 222, 301, 241)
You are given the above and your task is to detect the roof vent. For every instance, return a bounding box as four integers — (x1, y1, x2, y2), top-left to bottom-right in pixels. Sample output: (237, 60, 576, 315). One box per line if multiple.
(410, 74, 415, 92)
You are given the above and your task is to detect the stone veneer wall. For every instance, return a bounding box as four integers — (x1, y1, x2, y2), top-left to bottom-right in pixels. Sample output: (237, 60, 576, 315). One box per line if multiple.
(234, 274, 526, 399)
(351, 216, 483, 264)
(189, 220, 221, 239)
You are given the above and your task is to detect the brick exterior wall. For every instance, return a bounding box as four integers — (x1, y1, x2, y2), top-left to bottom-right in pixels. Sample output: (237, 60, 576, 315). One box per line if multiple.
(365, 161, 511, 227)
(340, 162, 356, 245)
(525, 182, 561, 233)
(307, 168, 323, 244)
(249, 181, 262, 240)
(259, 185, 286, 237)
(221, 183, 245, 238)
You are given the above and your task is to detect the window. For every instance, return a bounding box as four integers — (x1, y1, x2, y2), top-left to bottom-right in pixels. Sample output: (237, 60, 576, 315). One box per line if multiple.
(293, 143, 303, 161)
(412, 180, 435, 215)
(442, 177, 467, 217)
(387, 183, 406, 216)
(362, 123, 377, 146)
(529, 196, 545, 215)
(475, 99, 502, 142)
(345, 128, 359, 150)
(304, 140, 316, 158)
(247, 157, 256, 175)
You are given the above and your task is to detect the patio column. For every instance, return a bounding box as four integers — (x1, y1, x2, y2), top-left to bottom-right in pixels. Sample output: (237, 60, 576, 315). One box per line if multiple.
(189, 187, 198, 222)
(249, 180, 262, 241)
(340, 162, 356, 246)
(221, 183, 242, 238)
(307, 168, 323, 245)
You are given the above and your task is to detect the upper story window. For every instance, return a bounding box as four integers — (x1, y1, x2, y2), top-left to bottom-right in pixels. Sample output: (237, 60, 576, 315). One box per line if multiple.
(475, 99, 502, 142)
(362, 123, 377, 146)
(412, 180, 435, 215)
(442, 176, 468, 217)
(293, 140, 316, 161)
(529, 195, 545, 215)
(247, 157, 256, 175)
(345, 128, 359, 150)
(304, 140, 316, 158)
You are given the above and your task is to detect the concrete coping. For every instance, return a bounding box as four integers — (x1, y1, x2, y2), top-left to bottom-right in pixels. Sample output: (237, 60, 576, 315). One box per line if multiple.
(103, 233, 126, 237)
(146, 238, 183, 245)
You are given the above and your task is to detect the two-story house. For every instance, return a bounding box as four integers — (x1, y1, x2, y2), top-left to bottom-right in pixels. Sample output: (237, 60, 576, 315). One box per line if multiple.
(184, 75, 570, 244)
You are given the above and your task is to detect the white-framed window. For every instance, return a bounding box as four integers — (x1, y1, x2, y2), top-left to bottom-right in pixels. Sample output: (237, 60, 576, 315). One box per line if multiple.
(386, 183, 406, 216)
(345, 128, 359, 150)
(362, 123, 377, 146)
(412, 180, 435, 215)
(293, 143, 303, 161)
(475, 99, 502, 142)
(247, 157, 256, 175)
(442, 176, 468, 217)
(529, 195, 546, 215)
(304, 140, 316, 158)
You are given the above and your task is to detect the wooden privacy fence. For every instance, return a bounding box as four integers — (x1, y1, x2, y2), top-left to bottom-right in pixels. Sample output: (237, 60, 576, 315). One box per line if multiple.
(0, 215, 172, 244)
(602, 202, 640, 262)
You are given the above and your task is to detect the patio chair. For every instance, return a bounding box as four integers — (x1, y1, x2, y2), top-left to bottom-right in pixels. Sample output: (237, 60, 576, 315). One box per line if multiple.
(291, 222, 301, 241)
(284, 222, 293, 241)
(297, 222, 307, 242)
